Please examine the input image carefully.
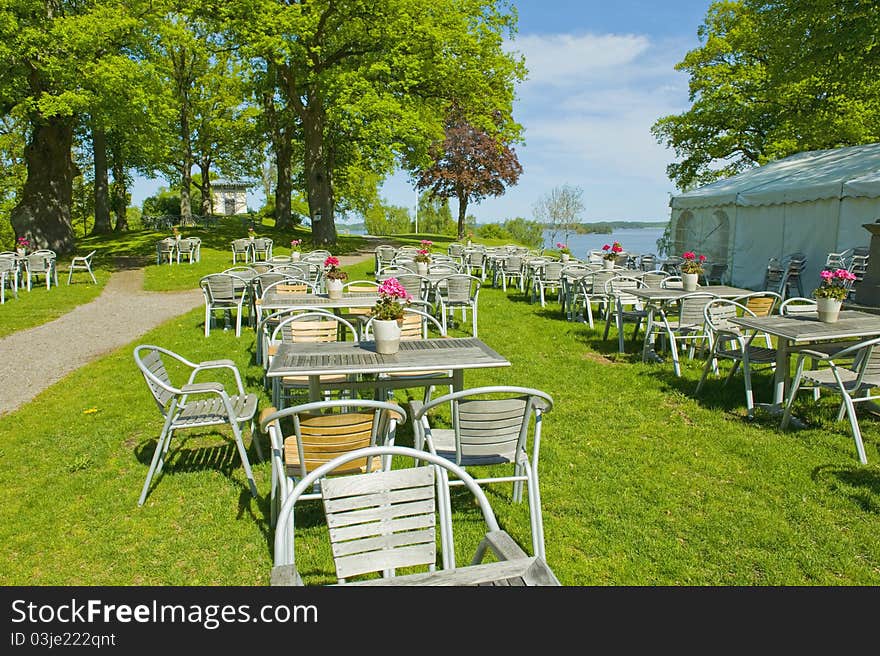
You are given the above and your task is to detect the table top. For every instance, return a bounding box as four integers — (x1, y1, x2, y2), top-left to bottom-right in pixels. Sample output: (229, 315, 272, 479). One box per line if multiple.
(730, 310, 880, 343)
(631, 285, 752, 301)
(266, 336, 510, 378)
(337, 556, 560, 586)
(261, 290, 377, 310)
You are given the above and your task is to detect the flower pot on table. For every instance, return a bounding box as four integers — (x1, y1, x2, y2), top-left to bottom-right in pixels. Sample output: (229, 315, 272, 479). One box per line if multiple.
(602, 259, 614, 271)
(417, 262, 429, 275)
(373, 319, 401, 354)
(327, 278, 344, 299)
(816, 297, 842, 323)
(682, 272, 699, 291)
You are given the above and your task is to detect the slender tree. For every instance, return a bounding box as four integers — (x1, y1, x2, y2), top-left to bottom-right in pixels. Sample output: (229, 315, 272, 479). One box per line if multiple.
(416, 106, 522, 240)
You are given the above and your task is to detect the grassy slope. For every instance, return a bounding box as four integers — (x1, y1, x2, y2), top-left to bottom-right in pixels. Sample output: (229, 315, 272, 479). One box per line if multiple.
(1, 241, 879, 585)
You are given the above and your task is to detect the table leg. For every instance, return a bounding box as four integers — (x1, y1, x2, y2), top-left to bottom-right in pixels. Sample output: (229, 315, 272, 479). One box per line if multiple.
(452, 369, 464, 393)
(772, 338, 790, 406)
(308, 375, 322, 403)
(641, 303, 664, 364)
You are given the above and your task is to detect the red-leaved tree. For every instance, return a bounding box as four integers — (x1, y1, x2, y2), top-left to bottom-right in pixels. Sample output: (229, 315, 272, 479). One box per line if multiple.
(416, 107, 522, 239)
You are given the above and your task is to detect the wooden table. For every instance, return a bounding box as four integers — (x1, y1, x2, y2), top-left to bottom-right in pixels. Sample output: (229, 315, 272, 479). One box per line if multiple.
(260, 290, 377, 312)
(730, 310, 880, 410)
(632, 285, 753, 366)
(266, 336, 510, 404)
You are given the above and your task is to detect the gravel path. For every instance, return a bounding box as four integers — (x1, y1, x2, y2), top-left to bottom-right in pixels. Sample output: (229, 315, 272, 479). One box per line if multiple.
(0, 247, 381, 417)
(0, 265, 203, 416)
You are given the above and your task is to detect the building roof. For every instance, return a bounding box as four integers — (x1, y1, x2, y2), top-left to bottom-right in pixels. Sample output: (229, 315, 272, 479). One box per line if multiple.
(671, 142, 880, 210)
(212, 181, 251, 189)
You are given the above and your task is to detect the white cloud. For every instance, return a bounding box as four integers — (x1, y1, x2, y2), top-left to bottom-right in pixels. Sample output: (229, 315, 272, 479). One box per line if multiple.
(508, 33, 652, 86)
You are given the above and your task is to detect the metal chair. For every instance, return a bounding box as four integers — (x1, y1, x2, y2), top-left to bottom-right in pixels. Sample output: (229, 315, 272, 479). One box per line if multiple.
(781, 335, 880, 464)
(252, 238, 273, 262)
(133, 344, 260, 506)
(410, 385, 554, 560)
(199, 273, 251, 337)
(432, 274, 481, 337)
(603, 276, 649, 353)
(270, 446, 530, 586)
(66, 250, 97, 284)
(733, 291, 782, 317)
(695, 300, 777, 416)
(648, 291, 717, 377)
(176, 239, 198, 264)
(0, 256, 19, 303)
(231, 238, 252, 264)
(260, 399, 405, 528)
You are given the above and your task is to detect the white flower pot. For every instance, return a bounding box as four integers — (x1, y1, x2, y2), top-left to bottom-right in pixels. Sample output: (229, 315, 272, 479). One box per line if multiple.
(373, 319, 401, 354)
(417, 262, 428, 275)
(816, 297, 842, 323)
(561, 254, 570, 263)
(16, 248, 25, 256)
(682, 272, 699, 291)
(327, 278, 344, 299)
(602, 259, 614, 271)
(290, 251, 301, 261)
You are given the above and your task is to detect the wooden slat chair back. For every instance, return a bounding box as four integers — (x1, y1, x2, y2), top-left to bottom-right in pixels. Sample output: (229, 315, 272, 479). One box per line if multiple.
(138, 347, 177, 412)
(651, 292, 717, 377)
(642, 270, 670, 288)
(734, 291, 781, 317)
(200, 273, 237, 303)
(410, 386, 553, 561)
(271, 446, 515, 585)
(260, 400, 406, 529)
(322, 466, 437, 581)
(376, 265, 416, 281)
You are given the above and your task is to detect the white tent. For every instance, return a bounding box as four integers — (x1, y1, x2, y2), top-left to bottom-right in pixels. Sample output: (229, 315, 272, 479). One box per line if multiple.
(669, 143, 880, 291)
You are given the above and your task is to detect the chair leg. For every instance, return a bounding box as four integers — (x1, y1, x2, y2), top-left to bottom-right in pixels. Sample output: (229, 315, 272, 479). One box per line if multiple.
(526, 467, 545, 560)
(138, 420, 175, 506)
(841, 395, 868, 464)
(230, 421, 258, 498)
(695, 350, 715, 396)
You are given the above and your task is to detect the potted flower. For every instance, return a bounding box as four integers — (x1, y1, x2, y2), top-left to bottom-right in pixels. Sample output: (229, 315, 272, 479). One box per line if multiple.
(680, 251, 706, 291)
(15, 236, 30, 256)
(601, 241, 623, 270)
(370, 277, 412, 354)
(813, 268, 855, 322)
(247, 226, 255, 241)
(324, 256, 348, 299)
(556, 242, 572, 263)
(413, 248, 432, 275)
(290, 239, 303, 261)
(172, 226, 181, 242)
(466, 231, 474, 247)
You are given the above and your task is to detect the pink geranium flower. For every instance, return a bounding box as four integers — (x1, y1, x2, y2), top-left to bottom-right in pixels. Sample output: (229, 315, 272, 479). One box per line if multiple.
(324, 256, 340, 268)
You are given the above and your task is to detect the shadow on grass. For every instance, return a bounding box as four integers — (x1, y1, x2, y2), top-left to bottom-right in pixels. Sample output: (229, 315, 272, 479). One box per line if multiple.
(812, 463, 880, 514)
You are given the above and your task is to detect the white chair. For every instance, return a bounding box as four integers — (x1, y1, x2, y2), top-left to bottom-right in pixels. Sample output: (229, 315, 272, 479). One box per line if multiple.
(199, 273, 251, 337)
(66, 250, 97, 284)
(0, 256, 20, 303)
(133, 344, 261, 506)
(410, 386, 554, 560)
(25, 252, 56, 290)
(271, 446, 530, 586)
(603, 276, 649, 353)
(649, 291, 717, 377)
(695, 299, 777, 416)
(781, 336, 880, 464)
(432, 274, 481, 337)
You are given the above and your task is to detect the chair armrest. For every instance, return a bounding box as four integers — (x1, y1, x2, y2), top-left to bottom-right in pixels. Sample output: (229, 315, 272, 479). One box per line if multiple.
(270, 564, 304, 586)
(189, 360, 245, 393)
(472, 530, 529, 564)
(180, 382, 226, 395)
(796, 348, 838, 362)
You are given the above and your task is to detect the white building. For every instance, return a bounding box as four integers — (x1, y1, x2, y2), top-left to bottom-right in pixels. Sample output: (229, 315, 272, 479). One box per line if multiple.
(211, 182, 250, 215)
(669, 143, 880, 289)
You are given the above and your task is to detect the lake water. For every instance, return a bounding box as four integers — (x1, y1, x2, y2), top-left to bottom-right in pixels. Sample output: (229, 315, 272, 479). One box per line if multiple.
(543, 226, 667, 259)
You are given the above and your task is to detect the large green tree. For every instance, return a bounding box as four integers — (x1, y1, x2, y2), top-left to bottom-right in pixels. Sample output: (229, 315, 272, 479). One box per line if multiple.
(652, 0, 880, 191)
(0, 0, 145, 252)
(219, 0, 524, 246)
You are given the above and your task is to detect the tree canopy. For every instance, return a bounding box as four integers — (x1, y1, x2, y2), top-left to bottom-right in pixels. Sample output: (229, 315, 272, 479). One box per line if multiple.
(652, 0, 880, 191)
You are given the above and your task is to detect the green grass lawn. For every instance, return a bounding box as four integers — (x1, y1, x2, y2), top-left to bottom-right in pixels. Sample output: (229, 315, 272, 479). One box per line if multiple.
(2, 236, 880, 585)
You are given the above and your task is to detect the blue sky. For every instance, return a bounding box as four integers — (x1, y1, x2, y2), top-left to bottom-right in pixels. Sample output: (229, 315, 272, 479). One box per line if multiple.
(131, 1, 714, 224)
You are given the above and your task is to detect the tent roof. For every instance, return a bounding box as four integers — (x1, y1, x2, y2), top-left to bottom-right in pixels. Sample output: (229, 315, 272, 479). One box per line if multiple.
(671, 143, 880, 210)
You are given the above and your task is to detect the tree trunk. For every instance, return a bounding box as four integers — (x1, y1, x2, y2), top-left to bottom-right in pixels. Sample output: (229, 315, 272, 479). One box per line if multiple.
(10, 116, 76, 254)
(111, 148, 128, 232)
(304, 106, 336, 245)
(91, 124, 112, 235)
(179, 104, 193, 226)
(456, 187, 469, 241)
(275, 138, 293, 229)
(199, 159, 212, 217)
